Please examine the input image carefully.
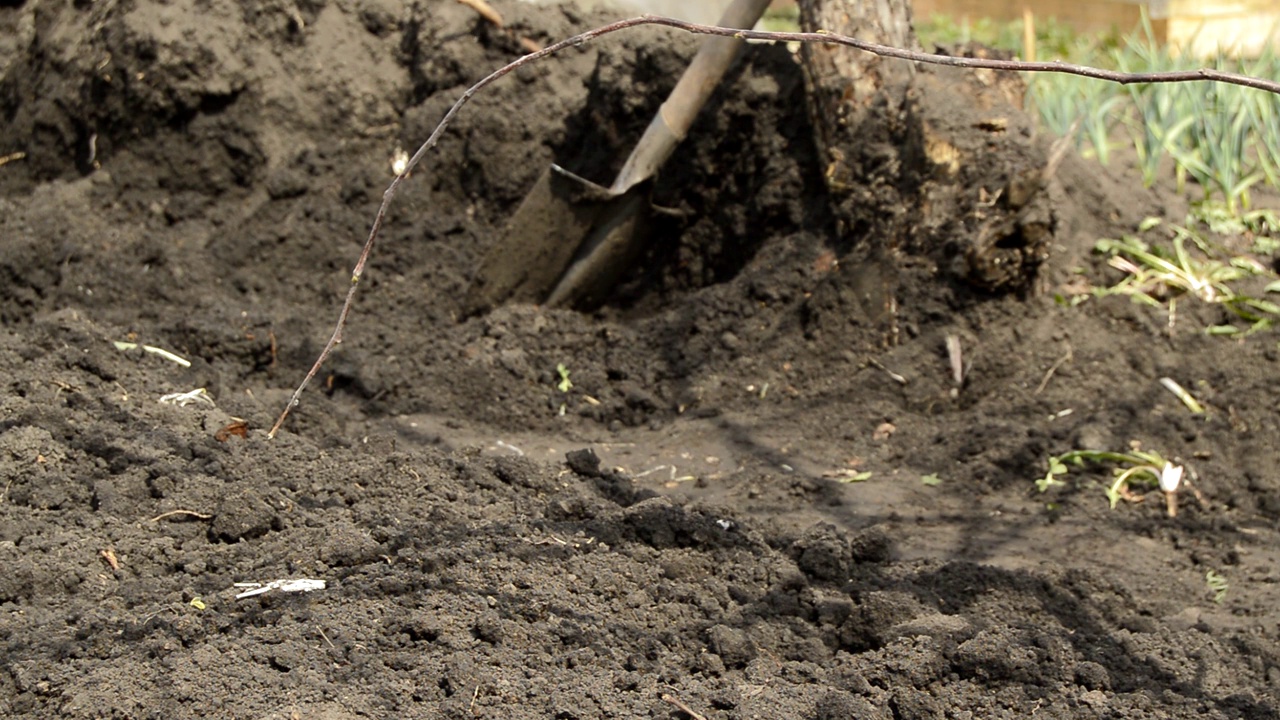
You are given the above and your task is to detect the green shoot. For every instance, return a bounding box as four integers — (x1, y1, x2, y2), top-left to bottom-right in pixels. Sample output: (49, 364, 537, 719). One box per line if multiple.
(556, 364, 573, 393)
(1094, 232, 1247, 304)
(1158, 377, 1205, 414)
(1206, 570, 1229, 604)
(1085, 215, 1280, 336)
(112, 340, 193, 368)
(1039, 449, 1180, 510)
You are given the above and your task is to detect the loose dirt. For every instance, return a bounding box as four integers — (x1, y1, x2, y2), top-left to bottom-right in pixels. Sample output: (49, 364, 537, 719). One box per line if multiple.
(3, 1, 1280, 718)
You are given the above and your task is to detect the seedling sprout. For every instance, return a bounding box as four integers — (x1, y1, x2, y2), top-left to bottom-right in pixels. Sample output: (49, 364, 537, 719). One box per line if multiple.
(1206, 570, 1229, 604)
(556, 364, 573, 393)
(1039, 448, 1187, 516)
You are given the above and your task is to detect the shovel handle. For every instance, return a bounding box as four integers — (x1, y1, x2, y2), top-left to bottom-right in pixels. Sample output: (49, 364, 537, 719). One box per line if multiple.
(611, 0, 773, 193)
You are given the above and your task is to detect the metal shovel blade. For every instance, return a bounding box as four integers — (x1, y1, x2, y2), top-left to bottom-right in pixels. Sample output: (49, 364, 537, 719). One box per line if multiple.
(462, 0, 771, 316)
(461, 166, 620, 317)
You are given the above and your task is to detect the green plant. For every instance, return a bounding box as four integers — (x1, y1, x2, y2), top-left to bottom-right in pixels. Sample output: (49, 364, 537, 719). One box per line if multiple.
(556, 363, 573, 393)
(1178, 201, 1280, 260)
(1206, 570, 1229, 603)
(1019, 22, 1129, 166)
(1095, 232, 1244, 304)
(1039, 449, 1182, 510)
(1120, 73, 1196, 188)
(1028, 61, 1126, 164)
(1245, 45, 1280, 189)
(1086, 215, 1280, 335)
(1093, 14, 1188, 185)
(1168, 65, 1266, 214)
(1019, 10, 1280, 214)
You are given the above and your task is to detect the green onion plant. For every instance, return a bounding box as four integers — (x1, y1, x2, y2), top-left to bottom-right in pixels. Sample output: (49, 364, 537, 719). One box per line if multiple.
(1015, 11, 1280, 215)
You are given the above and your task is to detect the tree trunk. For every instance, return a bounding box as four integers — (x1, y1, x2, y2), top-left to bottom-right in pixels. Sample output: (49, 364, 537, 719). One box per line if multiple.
(797, 0, 917, 243)
(797, 0, 1057, 338)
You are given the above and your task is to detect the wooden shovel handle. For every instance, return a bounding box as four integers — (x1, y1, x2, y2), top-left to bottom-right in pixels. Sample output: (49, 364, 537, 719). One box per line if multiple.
(611, 0, 773, 193)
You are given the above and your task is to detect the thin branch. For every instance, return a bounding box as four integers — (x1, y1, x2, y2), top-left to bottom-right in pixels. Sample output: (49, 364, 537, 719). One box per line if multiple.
(1035, 344, 1074, 395)
(149, 509, 214, 522)
(702, 20, 1280, 93)
(268, 14, 1280, 437)
(455, 0, 503, 28)
(661, 693, 709, 720)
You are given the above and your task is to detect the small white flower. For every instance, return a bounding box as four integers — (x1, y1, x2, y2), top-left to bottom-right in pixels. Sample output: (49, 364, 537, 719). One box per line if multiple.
(1159, 462, 1184, 493)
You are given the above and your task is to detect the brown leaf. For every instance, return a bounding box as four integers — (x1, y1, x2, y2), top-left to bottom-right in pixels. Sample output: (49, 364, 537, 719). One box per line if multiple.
(215, 420, 249, 442)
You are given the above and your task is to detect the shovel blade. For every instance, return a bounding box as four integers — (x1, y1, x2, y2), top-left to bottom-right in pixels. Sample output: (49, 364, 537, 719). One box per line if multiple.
(462, 166, 617, 317)
(544, 188, 650, 309)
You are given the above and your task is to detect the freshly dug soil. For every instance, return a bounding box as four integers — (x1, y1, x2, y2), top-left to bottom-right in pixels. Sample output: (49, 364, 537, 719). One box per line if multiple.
(4, 1, 1280, 718)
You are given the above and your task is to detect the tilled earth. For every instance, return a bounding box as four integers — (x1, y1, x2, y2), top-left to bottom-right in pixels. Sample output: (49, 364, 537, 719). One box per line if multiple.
(3, 1, 1280, 718)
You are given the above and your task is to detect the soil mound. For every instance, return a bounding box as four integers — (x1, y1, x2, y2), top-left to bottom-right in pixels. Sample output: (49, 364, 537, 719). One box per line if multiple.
(3, 2, 1280, 718)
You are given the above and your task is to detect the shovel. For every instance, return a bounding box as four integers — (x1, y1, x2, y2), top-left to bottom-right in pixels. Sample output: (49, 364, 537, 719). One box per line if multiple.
(463, 0, 772, 314)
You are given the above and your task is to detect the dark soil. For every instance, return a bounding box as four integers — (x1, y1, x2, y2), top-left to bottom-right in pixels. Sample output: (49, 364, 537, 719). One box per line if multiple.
(4, 1, 1280, 718)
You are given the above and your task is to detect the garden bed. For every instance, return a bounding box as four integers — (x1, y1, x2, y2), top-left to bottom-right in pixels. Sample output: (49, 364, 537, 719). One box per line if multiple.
(3, 1, 1280, 718)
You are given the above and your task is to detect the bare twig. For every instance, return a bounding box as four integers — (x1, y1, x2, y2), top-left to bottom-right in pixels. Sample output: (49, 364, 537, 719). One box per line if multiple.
(456, 0, 503, 27)
(268, 15, 1280, 437)
(150, 509, 214, 522)
(1035, 344, 1073, 395)
(661, 693, 708, 720)
(867, 357, 908, 385)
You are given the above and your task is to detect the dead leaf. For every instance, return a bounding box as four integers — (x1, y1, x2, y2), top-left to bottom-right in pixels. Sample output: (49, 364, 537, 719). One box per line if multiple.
(99, 548, 120, 571)
(873, 422, 896, 442)
(215, 420, 249, 442)
(813, 250, 838, 275)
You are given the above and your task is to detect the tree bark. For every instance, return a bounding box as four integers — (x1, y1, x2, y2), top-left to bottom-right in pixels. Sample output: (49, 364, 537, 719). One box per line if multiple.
(797, 0, 1056, 311)
(797, 0, 917, 243)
